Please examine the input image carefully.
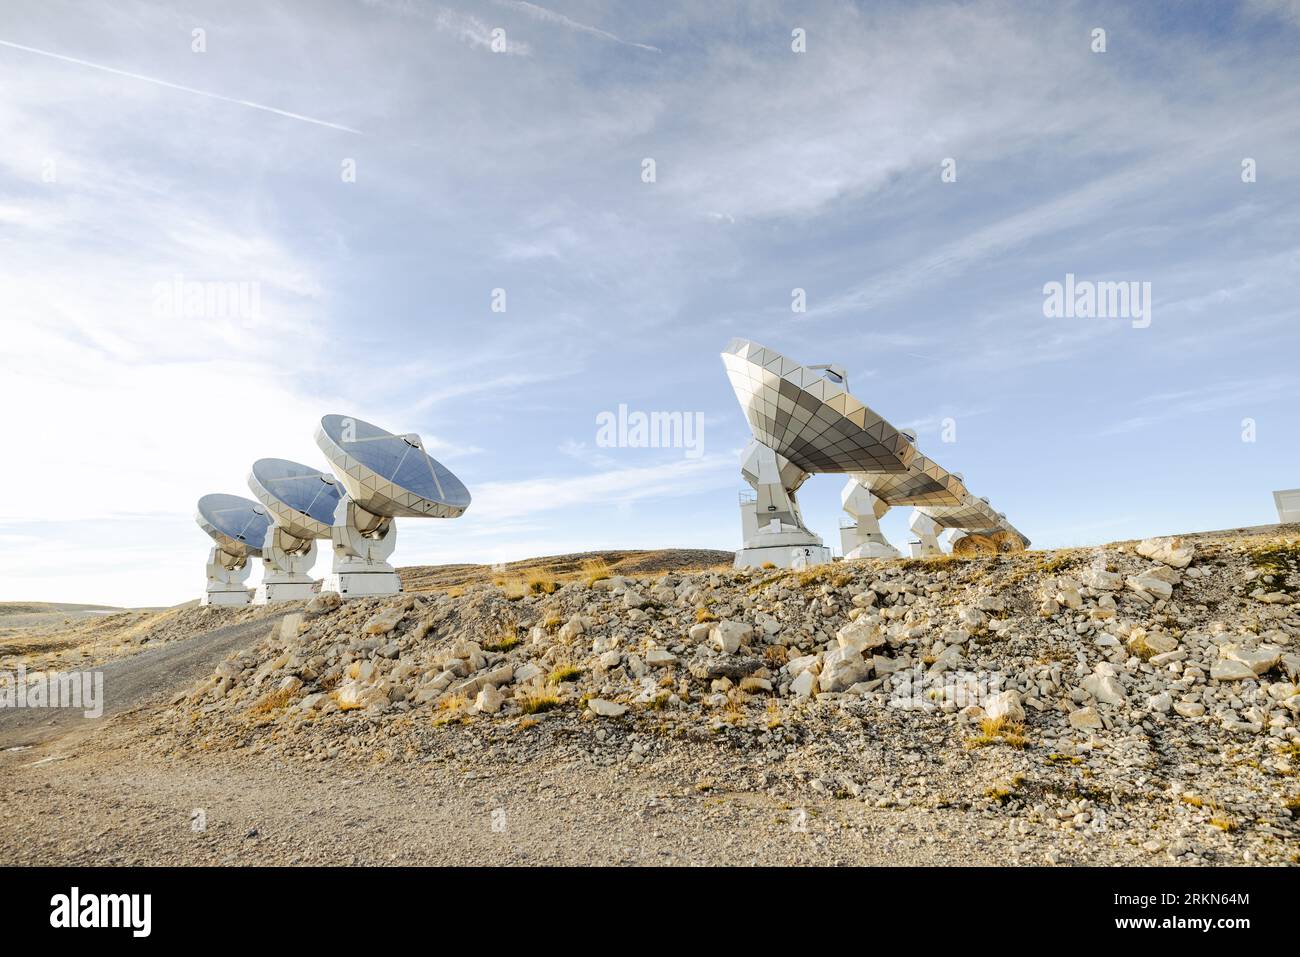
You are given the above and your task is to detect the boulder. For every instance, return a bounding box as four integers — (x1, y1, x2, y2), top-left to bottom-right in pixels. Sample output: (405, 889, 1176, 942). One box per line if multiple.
(1219, 643, 1283, 676)
(790, 670, 818, 698)
(819, 647, 871, 693)
(514, 663, 544, 683)
(1068, 706, 1103, 730)
(473, 686, 504, 714)
(588, 698, 628, 717)
(985, 690, 1024, 723)
(363, 607, 404, 636)
(1126, 575, 1173, 601)
(710, 620, 753, 654)
(1082, 673, 1126, 706)
(836, 616, 885, 653)
(1136, 536, 1194, 569)
(305, 592, 341, 617)
(646, 648, 677, 667)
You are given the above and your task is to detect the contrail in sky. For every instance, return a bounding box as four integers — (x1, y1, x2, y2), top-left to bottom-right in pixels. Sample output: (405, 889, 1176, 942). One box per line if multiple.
(0, 38, 364, 134)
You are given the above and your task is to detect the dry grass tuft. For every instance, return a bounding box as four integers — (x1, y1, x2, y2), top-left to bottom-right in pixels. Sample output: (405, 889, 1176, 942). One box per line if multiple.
(581, 557, 612, 587)
(967, 715, 1029, 749)
(483, 632, 521, 652)
(526, 570, 559, 595)
(765, 699, 782, 729)
(248, 686, 296, 715)
(1208, 802, 1237, 831)
(518, 689, 562, 714)
(548, 663, 584, 684)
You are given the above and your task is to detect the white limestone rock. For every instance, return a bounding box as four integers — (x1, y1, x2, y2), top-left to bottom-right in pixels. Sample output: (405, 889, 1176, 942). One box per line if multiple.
(363, 607, 404, 636)
(790, 670, 818, 698)
(1136, 536, 1194, 569)
(985, 690, 1025, 723)
(836, 615, 885, 653)
(710, 620, 752, 654)
(587, 698, 628, 717)
(819, 647, 871, 693)
(1069, 706, 1103, 730)
(474, 686, 504, 714)
(1219, 643, 1283, 676)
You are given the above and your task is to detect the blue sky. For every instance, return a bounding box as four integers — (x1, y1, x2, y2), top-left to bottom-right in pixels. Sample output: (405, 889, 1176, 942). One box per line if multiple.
(1, 0, 1297, 606)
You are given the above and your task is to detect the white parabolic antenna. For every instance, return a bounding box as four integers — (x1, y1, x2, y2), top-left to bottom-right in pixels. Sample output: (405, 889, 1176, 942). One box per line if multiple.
(722, 338, 916, 475)
(722, 337, 1029, 566)
(195, 493, 271, 606)
(246, 458, 343, 604)
(313, 414, 471, 598)
(316, 414, 471, 517)
(248, 458, 343, 540)
(722, 338, 916, 569)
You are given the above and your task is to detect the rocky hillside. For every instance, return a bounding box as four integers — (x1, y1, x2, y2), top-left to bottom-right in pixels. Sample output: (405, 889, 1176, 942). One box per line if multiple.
(166, 527, 1300, 865)
(398, 548, 733, 595)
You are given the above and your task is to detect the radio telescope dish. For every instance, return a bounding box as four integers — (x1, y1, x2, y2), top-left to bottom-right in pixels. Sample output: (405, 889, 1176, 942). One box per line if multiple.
(722, 338, 915, 475)
(195, 493, 271, 606)
(313, 414, 472, 599)
(196, 493, 270, 558)
(723, 339, 917, 570)
(852, 450, 967, 508)
(246, 459, 343, 604)
(918, 494, 1003, 533)
(316, 414, 470, 519)
(248, 458, 342, 541)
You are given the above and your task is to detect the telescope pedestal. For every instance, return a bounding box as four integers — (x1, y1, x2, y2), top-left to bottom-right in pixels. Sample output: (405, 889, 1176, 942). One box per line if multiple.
(254, 527, 318, 604)
(321, 496, 402, 598)
(202, 547, 253, 606)
(734, 441, 831, 569)
(840, 480, 900, 560)
(908, 510, 946, 558)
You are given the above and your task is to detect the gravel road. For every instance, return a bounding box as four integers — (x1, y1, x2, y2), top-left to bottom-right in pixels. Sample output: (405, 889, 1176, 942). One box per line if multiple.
(0, 613, 284, 749)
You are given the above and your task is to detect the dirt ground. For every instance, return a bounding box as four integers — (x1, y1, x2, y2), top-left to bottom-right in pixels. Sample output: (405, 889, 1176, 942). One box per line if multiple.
(1, 539, 1296, 867)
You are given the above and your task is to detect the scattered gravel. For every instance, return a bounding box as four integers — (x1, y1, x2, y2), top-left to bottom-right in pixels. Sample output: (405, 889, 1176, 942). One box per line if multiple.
(3, 529, 1297, 865)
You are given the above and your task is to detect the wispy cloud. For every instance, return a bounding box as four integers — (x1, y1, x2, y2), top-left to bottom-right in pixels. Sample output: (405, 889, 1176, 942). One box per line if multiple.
(359, 0, 532, 54)
(1097, 377, 1296, 436)
(0, 38, 364, 134)
(471, 455, 734, 521)
(495, 0, 660, 52)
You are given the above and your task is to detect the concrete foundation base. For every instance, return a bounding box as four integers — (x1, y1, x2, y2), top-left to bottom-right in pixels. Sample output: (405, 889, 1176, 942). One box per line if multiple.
(254, 580, 317, 604)
(735, 542, 833, 570)
(843, 541, 901, 560)
(202, 586, 251, 607)
(321, 570, 402, 598)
